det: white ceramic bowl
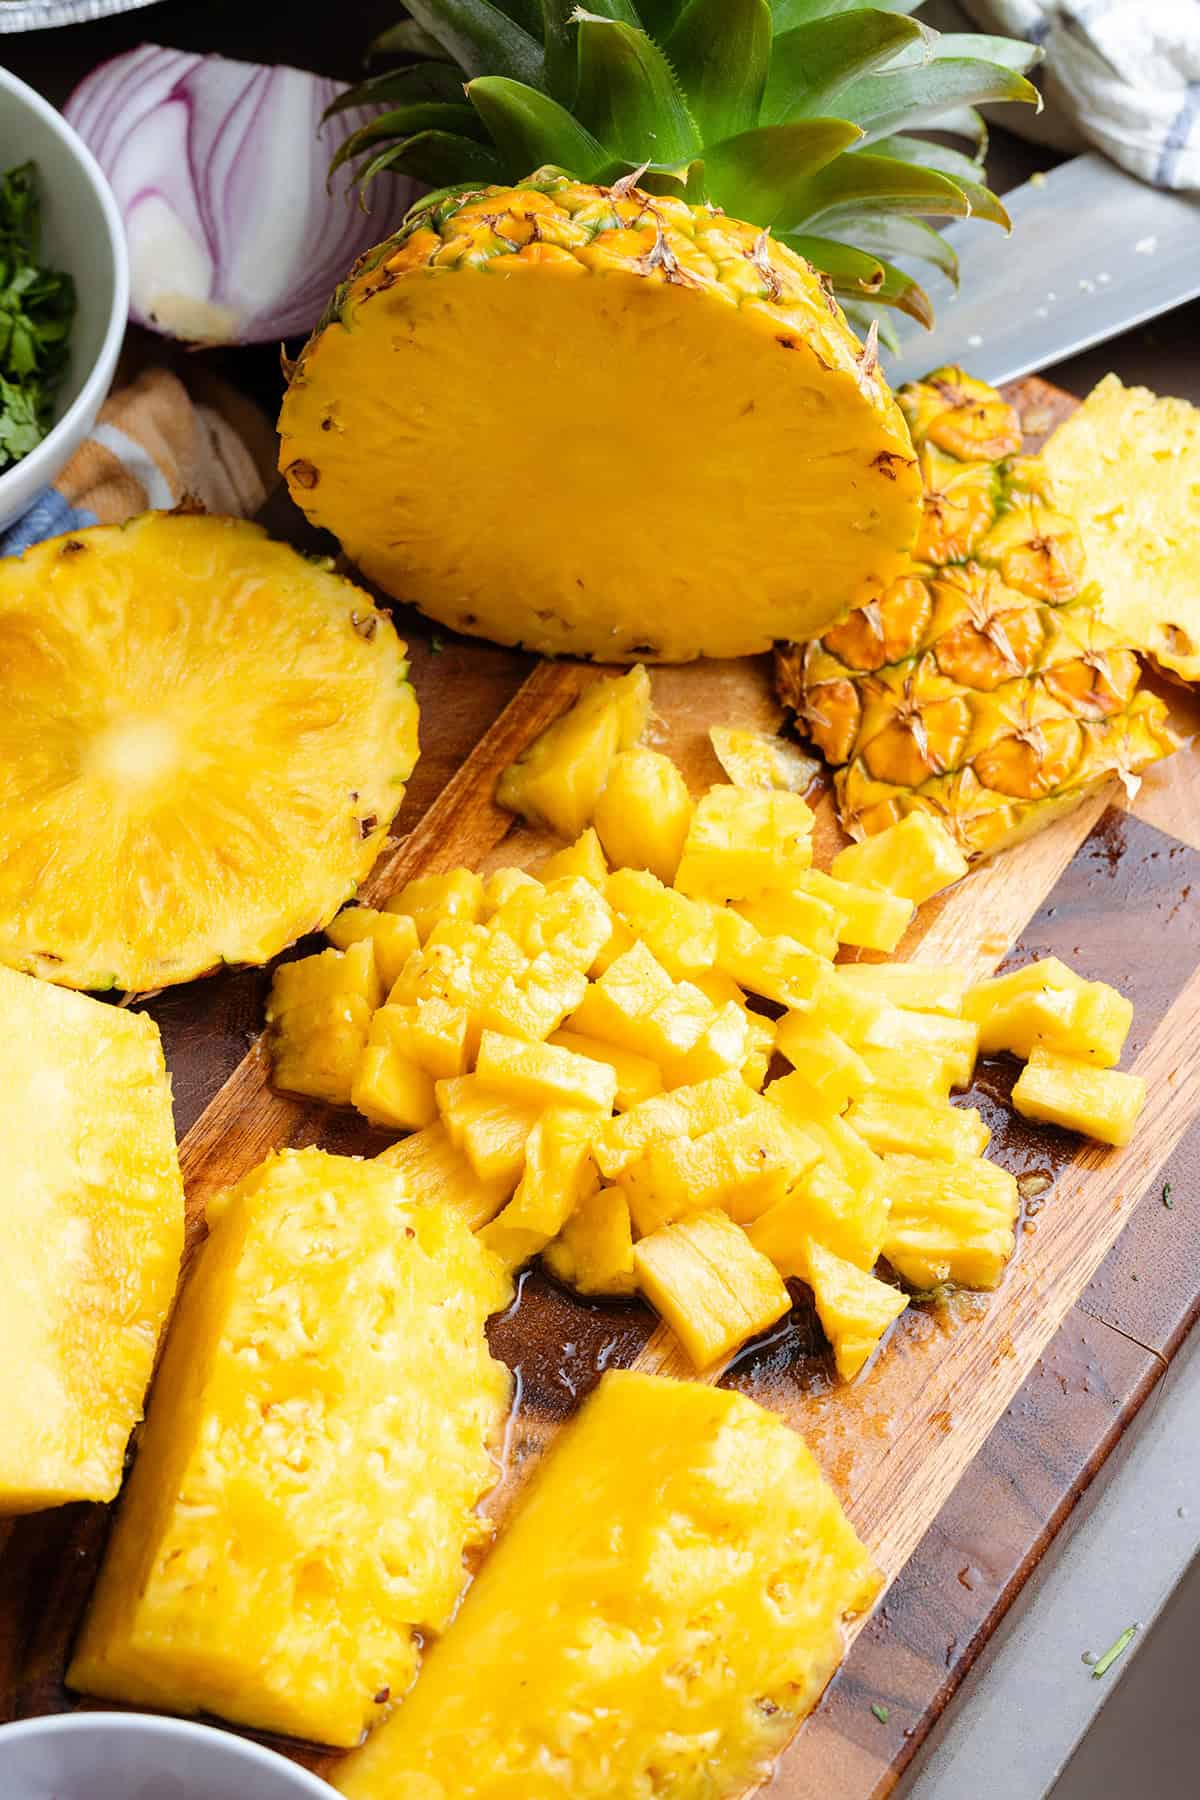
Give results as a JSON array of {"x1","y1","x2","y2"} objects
[
  {"x1": 0, "y1": 1711, "x2": 333, "y2": 1799},
  {"x1": 0, "y1": 64, "x2": 128, "y2": 532}
]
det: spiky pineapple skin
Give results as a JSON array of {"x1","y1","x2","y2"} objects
[
  {"x1": 279, "y1": 173, "x2": 922, "y2": 664},
  {"x1": 776, "y1": 369, "x2": 1174, "y2": 857}
]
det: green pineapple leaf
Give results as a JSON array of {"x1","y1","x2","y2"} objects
[
  {"x1": 764, "y1": 13, "x2": 929, "y2": 123},
  {"x1": 874, "y1": 133, "x2": 1011, "y2": 226},
  {"x1": 786, "y1": 151, "x2": 972, "y2": 229},
  {"x1": 329, "y1": 103, "x2": 489, "y2": 181},
  {"x1": 662, "y1": 0, "x2": 772, "y2": 144},
  {"x1": 704, "y1": 120, "x2": 864, "y2": 224},
  {"x1": 770, "y1": 0, "x2": 922, "y2": 26},
  {"x1": 353, "y1": 132, "x2": 507, "y2": 195},
  {"x1": 325, "y1": 64, "x2": 468, "y2": 119},
  {"x1": 488, "y1": 0, "x2": 545, "y2": 35},
  {"x1": 541, "y1": 0, "x2": 643, "y2": 103},
  {"x1": 787, "y1": 233, "x2": 933, "y2": 324},
  {"x1": 405, "y1": 0, "x2": 547, "y2": 85},
  {"x1": 837, "y1": 58, "x2": 1040, "y2": 147},
  {"x1": 468, "y1": 76, "x2": 609, "y2": 175},
  {"x1": 832, "y1": 211, "x2": 958, "y2": 284},
  {"x1": 841, "y1": 297, "x2": 901, "y2": 351},
  {"x1": 369, "y1": 19, "x2": 452, "y2": 60},
  {"x1": 573, "y1": 14, "x2": 702, "y2": 164}
]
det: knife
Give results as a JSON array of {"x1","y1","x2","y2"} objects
[{"x1": 885, "y1": 151, "x2": 1200, "y2": 389}]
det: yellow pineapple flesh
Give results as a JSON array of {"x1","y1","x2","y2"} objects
[
  {"x1": 592, "y1": 747, "x2": 693, "y2": 885},
  {"x1": 1011, "y1": 1046, "x2": 1146, "y2": 1146},
  {"x1": 882, "y1": 1153, "x2": 1019, "y2": 1290},
  {"x1": 281, "y1": 176, "x2": 922, "y2": 665},
  {"x1": 0, "y1": 966, "x2": 182, "y2": 1512},
  {"x1": 496, "y1": 668, "x2": 650, "y2": 839},
  {"x1": 776, "y1": 368, "x2": 1174, "y2": 858},
  {"x1": 332, "y1": 1371, "x2": 878, "y2": 1800},
  {"x1": 0, "y1": 514, "x2": 418, "y2": 992},
  {"x1": 802, "y1": 1237, "x2": 909, "y2": 1382},
  {"x1": 69, "y1": 1149, "x2": 511, "y2": 1747},
  {"x1": 1043, "y1": 374, "x2": 1200, "y2": 682}
]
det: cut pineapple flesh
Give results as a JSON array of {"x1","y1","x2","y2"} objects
[
  {"x1": 69, "y1": 1149, "x2": 511, "y2": 1747},
  {"x1": 802, "y1": 1238, "x2": 908, "y2": 1382},
  {"x1": 0, "y1": 966, "x2": 183, "y2": 1513},
  {"x1": 1012, "y1": 1047, "x2": 1146, "y2": 1147},
  {"x1": 281, "y1": 175, "x2": 922, "y2": 665},
  {"x1": 262, "y1": 664, "x2": 1147, "y2": 1381},
  {"x1": 496, "y1": 668, "x2": 650, "y2": 839},
  {"x1": 709, "y1": 725, "x2": 821, "y2": 793},
  {"x1": 0, "y1": 513, "x2": 418, "y2": 992},
  {"x1": 332, "y1": 1371, "x2": 879, "y2": 1800}
]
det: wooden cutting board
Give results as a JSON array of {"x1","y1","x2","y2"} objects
[{"x1": 3, "y1": 377, "x2": 1199, "y2": 1797}]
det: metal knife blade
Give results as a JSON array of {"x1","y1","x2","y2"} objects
[{"x1": 885, "y1": 151, "x2": 1200, "y2": 390}]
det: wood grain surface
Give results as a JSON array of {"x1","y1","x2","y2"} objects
[{"x1": 4, "y1": 378, "x2": 1199, "y2": 1798}]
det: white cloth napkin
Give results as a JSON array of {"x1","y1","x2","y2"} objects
[{"x1": 960, "y1": 0, "x2": 1200, "y2": 189}]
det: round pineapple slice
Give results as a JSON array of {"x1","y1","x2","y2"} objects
[
  {"x1": 279, "y1": 175, "x2": 922, "y2": 664},
  {"x1": 0, "y1": 513, "x2": 419, "y2": 992}
]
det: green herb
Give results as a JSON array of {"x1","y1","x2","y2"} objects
[
  {"x1": 1091, "y1": 1624, "x2": 1138, "y2": 1679},
  {"x1": 1162, "y1": 1182, "x2": 1174, "y2": 1209},
  {"x1": 870, "y1": 1703, "x2": 890, "y2": 1724},
  {"x1": 0, "y1": 161, "x2": 76, "y2": 473},
  {"x1": 429, "y1": 633, "x2": 445, "y2": 655}
]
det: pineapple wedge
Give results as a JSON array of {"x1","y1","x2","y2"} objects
[
  {"x1": 0, "y1": 967, "x2": 183, "y2": 1512},
  {"x1": 548, "y1": 1028, "x2": 663, "y2": 1110},
  {"x1": 376, "y1": 1121, "x2": 512, "y2": 1229},
  {"x1": 267, "y1": 939, "x2": 382, "y2": 1107},
  {"x1": 675, "y1": 786, "x2": 814, "y2": 902},
  {"x1": 385, "y1": 869, "x2": 484, "y2": 944},
  {"x1": 1012, "y1": 1047, "x2": 1146, "y2": 1147},
  {"x1": 802, "y1": 1238, "x2": 909, "y2": 1382},
  {"x1": 882, "y1": 1153, "x2": 1019, "y2": 1290},
  {"x1": 595, "y1": 1072, "x2": 755, "y2": 1180},
  {"x1": 737, "y1": 885, "x2": 840, "y2": 958},
  {"x1": 69, "y1": 1149, "x2": 512, "y2": 1746},
  {"x1": 331, "y1": 1372, "x2": 879, "y2": 1800},
  {"x1": 634, "y1": 1210, "x2": 791, "y2": 1368},
  {"x1": 538, "y1": 828, "x2": 607, "y2": 885},
  {"x1": 845, "y1": 1095, "x2": 989, "y2": 1161},
  {"x1": 963, "y1": 959, "x2": 1133, "y2": 1067},
  {"x1": 326, "y1": 905, "x2": 419, "y2": 992},
  {"x1": 773, "y1": 1019, "x2": 872, "y2": 1117},
  {"x1": 496, "y1": 668, "x2": 650, "y2": 839},
  {"x1": 593, "y1": 748, "x2": 693, "y2": 885},
  {"x1": 478, "y1": 1109, "x2": 600, "y2": 1271},
  {"x1": 799, "y1": 869, "x2": 914, "y2": 953},
  {"x1": 832, "y1": 962, "x2": 969, "y2": 1016},
  {"x1": 543, "y1": 1184, "x2": 637, "y2": 1298},
  {"x1": 831, "y1": 811, "x2": 968, "y2": 905},
  {"x1": 604, "y1": 869, "x2": 717, "y2": 979},
  {"x1": 474, "y1": 1030, "x2": 617, "y2": 1112}
]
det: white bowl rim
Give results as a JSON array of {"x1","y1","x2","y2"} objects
[
  {"x1": 0, "y1": 64, "x2": 130, "y2": 509},
  {"x1": 0, "y1": 1710, "x2": 333, "y2": 1795}
]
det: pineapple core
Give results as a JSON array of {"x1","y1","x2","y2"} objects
[
  {"x1": 69, "y1": 1148, "x2": 512, "y2": 1748},
  {"x1": 0, "y1": 966, "x2": 183, "y2": 1512},
  {"x1": 332, "y1": 1371, "x2": 878, "y2": 1799}
]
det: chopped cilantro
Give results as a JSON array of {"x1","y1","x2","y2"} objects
[
  {"x1": 1091, "y1": 1624, "x2": 1138, "y2": 1679},
  {"x1": 870, "y1": 1702, "x2": 890, "y2": 1724},
  {"x1": 1162, "y1": 1182, "x2": 1174, "y2": 1209},
  {"x1": 0, "y1": 162, "x2": 76, "y2": 473}
]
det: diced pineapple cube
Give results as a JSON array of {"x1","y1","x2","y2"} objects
[
  {"x1": 882, "y1": 1153, "x2": 1019, "y2": 1290},
  {"x1": 478, "y1": 1110, "x2": 600, "y2": 1271},
  {"x1": 748, "y1": 1159, "x2": 887, "y2": 1275},
  {"x1": 495, "y1": 667, "x2": 651, "y2": 839},
  {"x1": 595, "y1": 1072, "x2": 756, "y2": 1179},
  {"x1": 831, "y1": 963, "x2": 968, "y2": 1017},
  {"x1": 376, "y1": 1122, "x2": 512, "y2": 1229},
  {"x1": 542, "y1": 1185, "x2": 637, "y2": 1297},
  {"x1": 808, "y1": 1113, "x2": 885, "y2": 1199},
  {"x1": 675, "y1": 786, "x2": 814, "y2": 902},
  {"x1": 70, "y1": 1150, "x2": 511, "y2": 1747},
  {"x1": 1011, "y1": 1046, "x2": 1146, "y2": 1146},
  {"x1": 639, "y1": 980, "x2": 716, "y2": 1076},
  {"x1": 267, "y1": 940, "x2": 382, "y2": 1106},
  {"x1": 831, "y1": 812, "x2": 969, "y2": 906},
  {"x1": 480, "y1": 867, "x2": 542, "y2": 917},
  {"x1": 331, "y1": 1371, "x2": 878, "y2": 1800},
  {"x1": 963, "y1": 959, "x2": 1133, "y2": 1067},
  {"x1": 569, "y1": 940, "x2": 675, "y2": 1048},
  {"x1": 801, "y1": 1239, "x2": 908, "y2": 1382},
  {"x1": 326, "y1": 905, "x2": 420, "y2": 991},
  {"x1": 436, "y1": 1076, "x2": 541, "y2": 1186},
  {"x1": 538, "y1": 828, "x2": 608, "y2": 885},
  {"x1": 385, "y1": 868, "x2": 485, "y2": 943},
  {"x1": 479, "y1": 951, "x2": 588, "y2": 1043},
  {"x1": 593, "y1": 748, "x2": 693, "y2": 884},
  {"x1": 708, "y1": 725, "x2": 820, "y2": 793},
  {"x1": 605, "y1": 868, "x2": 717, "y2": 978},
  {"x1": 351, "y1": 1042, "x2": 438, "y2": 1131},
  {"x1": 669, "y1": 1001, "x2": 753, "y2": 1088},
  {"x1": 809, "y1": 960, "x2": 889, "y2": 1044},
  {"x1": 623, "y1": 1105, "x2": 817, "y2": 1236},
  {"x1": 773, "y1": 1017, "x2": 872, "y2": 1117},
  {"x1": 588, "y1": 915, "x2": 640, "y2": 977},
  {"x1": 633, "y1": 1212, "x2": 791, "y2": 1369},
  {"x1": 799, "y1": 870, "x2": 914, "y2": 954},
  {"x1": 845, "y1": 1095, "x2": 989, "y2": 1160},
  {"x1": 475, "y1": 1031, "x2": 617, "y2": 1112},
  {"x1": 859, "y1": 1045, "x2": 955, "y2": 1101},
  {"x1": 548, "y1": 1028, "x2": 663, "y2": 1111},
  {"x1": 863, "y1": 1006, "x2": 979, "y2": 1089},
  {"x1": 369, "y1": 998, "x2": 470, "y2": 1079},
  {"x1": 736, "y1": 887, "x2": 840, "y2": 959},
  {"x1": 491, "y1": 876, "x2": 614, "y2": 970},
  {"x1": 742, "y1": 1012, "x2": 776, "y2": 1092},
  {"x1": 0, "y1": 970, "x2": 183, "y2": 1513},
  {"x1": 711, "y1": 905, "x2": 822, "y2": 1008}
]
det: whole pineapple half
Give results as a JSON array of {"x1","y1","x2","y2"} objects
[
  {"x1": 279, "y1": 172, "x2": 923, "y2": 662},
  {"x1": 0, "y1": 513, "x2": 419, "y2": 992},
  {"x1": 775, "y1": 369, "x2": 1175, "y2": 858},
  {"x1": 332, "y1": 0, "x2": 1041, "y2": 340}
]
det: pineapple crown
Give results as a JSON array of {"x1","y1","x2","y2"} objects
[{"x1": 329, "y1": 1, "x2": 1041, "y2": 338}]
